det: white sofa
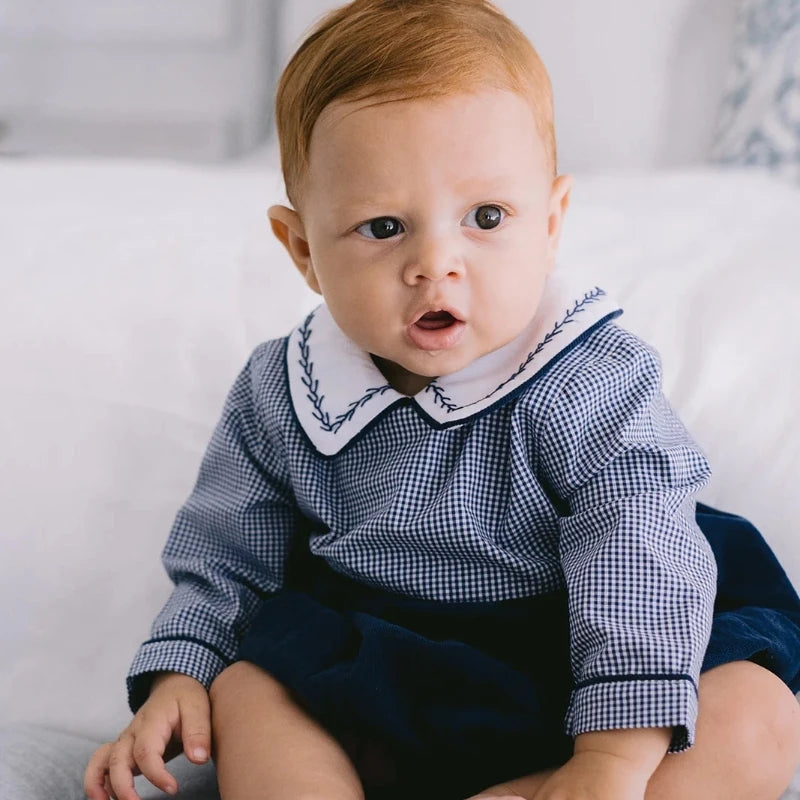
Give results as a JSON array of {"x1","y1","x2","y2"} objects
[{"x1": 2, "y1": 1, "x2": 800, "y2": 798}]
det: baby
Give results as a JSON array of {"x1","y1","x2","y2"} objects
[{"x1": 84, "y1": 1, "x2": 800, "y2": 799}]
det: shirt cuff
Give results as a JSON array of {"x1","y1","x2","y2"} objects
[
  {"x1": 564, "y1": 675, "x2": 699, "y2": 753},
  {"x1": 126, "y1": 637, "x2": 231, "y2": 714}
]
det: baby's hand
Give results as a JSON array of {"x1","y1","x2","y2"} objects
[
  {"x1": 531, "y1": 750, "x2": 650, "y2": 800},
  {"x1": 84, "y1": 672, "x2": 211, "y2": 800}
]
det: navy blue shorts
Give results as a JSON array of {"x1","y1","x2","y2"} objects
[{"x1": 237, "y1": 503, "x2": 800, "y2": 799}]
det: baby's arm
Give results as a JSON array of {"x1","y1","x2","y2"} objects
[
  {"x1": 529, "y1": 727, "x2": 671, "y2": 800},
  {"x1": 573, "y1": 727, "x2": 671, "y2": 778},
  {"x1": 127, "y1": 344, "x2": 302, "y2": 712},
  {"x1": 537, "y1": 327, "x2": 717, "y2": 753}
]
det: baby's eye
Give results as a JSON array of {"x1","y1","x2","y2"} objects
[
  {"x1": 355, "y1": 217, "x2": 405, "y2": 240},
  {"x1": 463, "y1": 205, "x2": 504, "y2": 230}
]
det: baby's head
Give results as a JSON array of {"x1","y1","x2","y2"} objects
[{"x1": 269, "y1": 0, "x2": 572, "y2": 395}]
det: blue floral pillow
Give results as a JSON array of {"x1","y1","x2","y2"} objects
[{"x1": 710, "y1": 0, "x2": 800, "y2": 182}]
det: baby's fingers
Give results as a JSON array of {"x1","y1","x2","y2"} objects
[
  {"x1": 129, "y1": 727, "x2": 179, "y2": 797},
  {"x1": 84, "y1": 742, "x2": 114, "y2": 800},
  {"x1": 104, "y1": 774, "x2": 122, "y2": 800},
  {"x1": 177, "y1": 687, "x2": 212, "y2": 764},
  {"x1": 107, "y1": 735, "x2": 145, "y2": 800}
]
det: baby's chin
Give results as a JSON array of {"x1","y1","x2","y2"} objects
[
  {"x1": 410, "y1": 340, "x2": 508, "y2": 375},
  {"x1": 373, "y1": 335, "x2": 513, "y2": 388},
  {"x1": 416, "y1": 345, "x2": 498, "y2": 378}
]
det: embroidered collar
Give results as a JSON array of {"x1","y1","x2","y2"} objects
[{"x1": 286, "y1": 274, "x2": 622, "y2": 456}]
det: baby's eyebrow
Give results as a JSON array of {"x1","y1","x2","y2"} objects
[
  {"x1": 327, "y1": 176, "x2": 529, "y2": 219},
  {"x1": 331, "y1": 198, "x2": 401, "y2": 216},
  {"x1": 452, "y1": 174, "x2": 523, "y2": 194}
]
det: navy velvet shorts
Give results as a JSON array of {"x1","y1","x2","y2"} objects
[{"x1": 236, "y1": 503, "x2": 800, "y2": 799}]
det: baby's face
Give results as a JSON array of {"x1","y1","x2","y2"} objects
[{"x1": 280, "y1": 87, "x2": 571, "y2": 395}]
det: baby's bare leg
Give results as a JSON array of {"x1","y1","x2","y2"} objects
[
  {"x1": 645, "y1": 661, "x2": 800, "y2": 799},
  {"x1": 209, "y1": 661, "x2": 364, "y2": 800},
  {"x1": 469, "y1": 660, "x2": 800, "y2": 800}
]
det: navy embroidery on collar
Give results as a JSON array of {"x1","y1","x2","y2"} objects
[
  {"x1": 424, "y1": 287, "x2": 608, "y2": 414},
  {"x1": 298, "y1": 309, "x2": 393, "y2": 434}
]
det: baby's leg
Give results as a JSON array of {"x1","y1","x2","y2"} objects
[
  {"x1": 468, "y1": 660, "x2": 800, "y2": 800},
  {"x1": 209, "y1": 661, "x2": 364, "y2": 800},
  {"x1": 645, "y1": 661, "x2": 800, "y2": 799}
]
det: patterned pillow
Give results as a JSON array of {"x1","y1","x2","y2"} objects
[{"x1": 710, "y1": 0, "x2": 800, "y2": 182}]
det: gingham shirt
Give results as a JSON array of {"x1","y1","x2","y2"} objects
[{"x1": 127, "y1": 275, "x2": 717, "y2": 751}]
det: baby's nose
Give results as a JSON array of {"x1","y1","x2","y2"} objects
[{"x1": 402, "y1": 234, "x2": 464, "y2": 284}]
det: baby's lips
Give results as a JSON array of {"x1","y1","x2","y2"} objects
[
  {"x1": 406, "y1": 317, "x2": 466, "y2": 351},
  {"x1": 409, "y1": 304, "x2": 465, "y2": 327},
  {"x1": 416, "y1": 310, "x2": 457, "y2": 330}
]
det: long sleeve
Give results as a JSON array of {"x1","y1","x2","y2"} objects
[
  {"x1": 537, "y1": 325, "x2": 717, "y2": 752},
  {"x1": 126, "y1": 343, "x2": 303, "y2": 713}
]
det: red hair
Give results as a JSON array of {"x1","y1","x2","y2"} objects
[{"x1": 275, "y1": 0, "x2": 557, "y2": 206}]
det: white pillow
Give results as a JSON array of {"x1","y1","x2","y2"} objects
[{"x1": 0, "y1": 157, "x2": 317, "y2": 738}]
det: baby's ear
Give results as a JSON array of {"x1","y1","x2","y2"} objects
[
  {"x1": 267, "y1": 205, "x2": 321, "y2": 294},
  {"x1": 545, "y1": 174, "x2": 573, "y2": 274}
]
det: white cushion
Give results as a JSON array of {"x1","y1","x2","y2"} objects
[{"x1": 0, "y1": 157, "x2": 318, "y2": 738}]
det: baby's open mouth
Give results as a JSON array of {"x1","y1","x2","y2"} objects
[
  {"x1": 407, "y1": 309, "x2": 465, "y2": 351},
  {"x1": 414, "y1": 310, "x2": 458, "y2": 330}
]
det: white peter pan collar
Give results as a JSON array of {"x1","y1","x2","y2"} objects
[{"x1": 286, "y1": 274, "x2": 622, "y2": 456}]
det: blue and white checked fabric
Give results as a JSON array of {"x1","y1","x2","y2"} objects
[{"x1": 127, "y1": 279, "x2": 716, "y2": 752}]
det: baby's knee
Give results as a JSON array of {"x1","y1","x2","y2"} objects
[
  {"x1": 702, "y1": 661, "x2": 800, "y2": 790},
  {"x1": 726, "y1": 662, "x2": 799, "y2": 754},
  {"x1": 748, "y1": 666, "x2": 800, "y2": 777}
]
